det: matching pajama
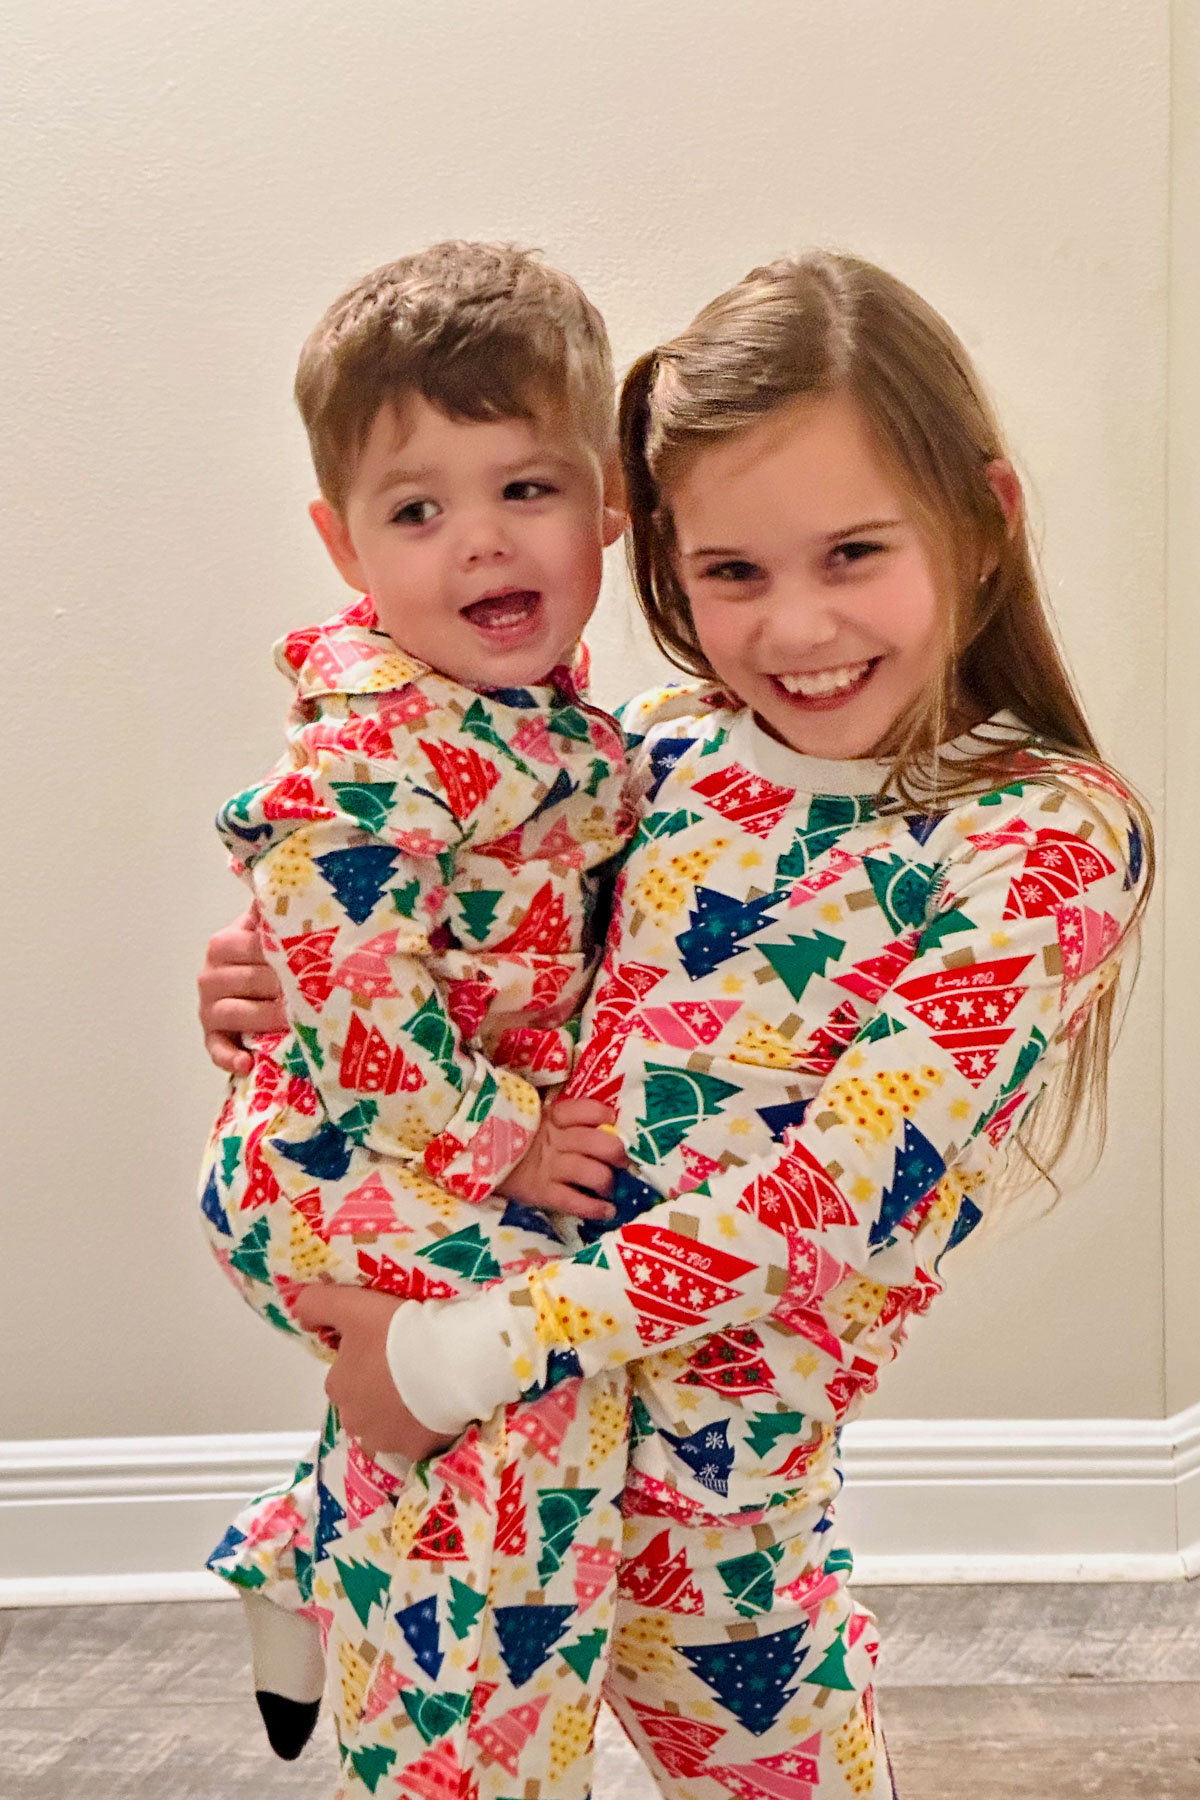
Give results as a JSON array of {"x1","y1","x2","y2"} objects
[{"x1": 204, "y1": 653, "x2": 1144, "y2": 1800}]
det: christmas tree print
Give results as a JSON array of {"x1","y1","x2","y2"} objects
[
  {"x1": 756, "y1": 1096, "x2": 812, "y2": 1142},
  {"x1": 571, "y1": 1539, "x2": 621, "y2": 1614},
  {"x1": 548, "y1": 1702, "x2": 593, "y2": 1781},
  {"x1": 536, "y1": 1488, "x2": 600, "y2": 1585},
  {"x1": 468, "y1": 1693, "x2": 548, "y2": 1775},
  {"x1": 401, "y1": 1688, "x2": 473, "y2": 1747},
  {"x1": 625, "y1": 1699, "x2": 727, "y2": 1780},
  {"x1": 832, "y1": 934, "x2": 919, "y2": 1004},
  {"x1": 459, "y1": 696, "x2": 537, "y2": 777},
  {"x1": 661, "y1": 1420, "x2": 735, "y2": 1495},
  {"x1": 314, "y1": 1478, "x2": 346, "y2": 1560},
  {"x1": 404, "y1": 991, "x2": 464, "y2": 1088},
  {"x1": 620, "y1": 1529, "x2": 704, "y2": 1614},
  {"x1": 861, "y1": 852, "x2": 937, "y2": 932},
  {"x1": 200, "y1": 1168, "x2": 231, "y2": 1237},
  {"x1": 631, "y1": 1063, "x2": 741, "y2": 1165},
  {"x1": 548, "y1": 702, "x2": 592, "y2": 743},
  {"x1": 446, "y1": 1576, "x2": 487, "y2": 1641},
  {"x1": 716, "y1": 1544, "x2": 785, "y2": 1618},
  {"x1": 739, "y1": 1137, "x2": 855, "y2": 1234},
  {"x1": 550, "y1": 1628, "x2": 605, "y2": 1692},
  {"x1": 356, "y1": 1251, "x2": 456, "y2": 1301},
  {"x1": 280, "y1": 926, "x2": 338, "y2": 1006},
  {"x1": 693, "y1": 762, "x2": 795, "y2": 837},
  {"x1": 348, "y1": 1742, "x2": 398, "y2": 1794},
  {"x1": 490, "y1": 880, "x2": 572, "y2": 953},
  {"x1": 760, "y1": 929, "x2": 845, "y2": 1000},
  {"x1": 417, "y1": 1224, "x2": 501, "y2": 1285},
  {"x1": 229, "y1": 1213, "x2": 271, "y2": 1285},
  {"x1": 645, "y1": 735, "x2": 696, "y2": 800},
  {"x1": 412, "y1": 1491, "x2": 468, "y2": 1560},
  {"x1": 872, "y1": 1117, "x2": 946, "y2": 1245},
  {"x1": 329, "y1": 779, "x2": 397, "y2": 833},
  {"x1": 918, "y1": 904, "x2": 975, "y2": 951},
  {"x1": 896, "y1": 952, "x2": 1033, "y2": 1084},
  {"x1": 419, "y1": 736, "x2": 501, "y2": 819},
  {"x1": 834, "y1": 1699, "x2": 877, "y2": 1796},
  {"x1": 271, "y1": 1117, "x2": 354, "y2": 1181},
  {"x1": 382, "y1": 1741, "x2": 473, "y2": 1800},
  {"x1": 678, "y1": 888, "x2": 783, "y2": 979},
  {"x1": 395, "y1": 1594, "x2": 444, "y2": 1680},
  {"x1": 578, "y1": 1165, "x2": 662, "y2": 1243},
  {"x1": 703, "y1": 1737, "x2": 823, "y2": 1800},
  {"x1": 801, "y1": 1620, "x2": 857, "y2": 1691},
  {"x1": 492, "y1": 1604, "x2": 575, "y2": 1687},
  {"x1": 333, "y1": 1555, "x2": 390, "y2": 1628},
  {"x1": 680, "y1": 1624, "x2": 809, "y2": 1735},
  {"x1": 1003, "y1": 828, "x2": 1115, "y2": 918},
  {"x1": 776, "y1": 794, "x2": 877, "y2": 880},
  {"x1": 615, "y1": 1219, "x2": 756, "y2": 1343},
  {"x1": 454, "y1": 888, "x2": 504, "y2": 941},
  {"x1": 314, "y1": 845, "x2": 399, "y2": 924},
  {"x1": 338, "y1": 1013, "x2": 425, "y2": 1096},
  {"x1": 679, "y1": 1327, "x2": 776, "y2": 1398},
  {"x1": 495, "y1": 1463, "x2": 527, "y2": 1556},
  {"x1": 637, "y1": 806, "x2": 704, "y2": 842}
]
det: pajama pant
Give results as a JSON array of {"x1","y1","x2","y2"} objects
[{"x1": 204, "y1": 1134, "x2": 893, "y2": 1797}]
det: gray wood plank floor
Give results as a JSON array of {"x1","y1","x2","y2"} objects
[{"x1": 2, "y1": 1584, "x2": 1200, "y2": 1798}]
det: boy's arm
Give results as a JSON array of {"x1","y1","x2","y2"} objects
[{"x1": 378, "y1": 780, "x2": 1145, "y2": 1431}]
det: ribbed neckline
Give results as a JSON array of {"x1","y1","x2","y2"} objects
[{"x1": 723, "y1": 708, "x2": 1030, "y2": 797}]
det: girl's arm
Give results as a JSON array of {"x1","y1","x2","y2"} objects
[{"x1": 383, "y1": 776, "x2": 1145, "y2": 1432}]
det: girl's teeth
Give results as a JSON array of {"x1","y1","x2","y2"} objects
[{"x1": 778, "y1": 662, "x2": 871, "y2": 698}]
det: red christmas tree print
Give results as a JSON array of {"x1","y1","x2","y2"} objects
[
  {"x1": 507, "y1": 1384, "x2": 581, "y2": 1463},
  {"x1": 701, "y1": 1736, "x2": 823, "y2": 1799},
  {"x1": 241, "y1": 1122, "x2": 281, "y2": 1210},
  {"x1": 833, "y1": 934, "x2": 919, "y2": 1005},
  {"x1": 343, "y1": 1439, "x2": 403, "y2": 1525},
  {"x1": 468, "y1": 1693, "x2": 548, "y2": 1775},
  {"x1": 739, "y1": 1137, "x2": 855, "y2": 1236},
  {"x1": 411, "y1": 1491, "x2": 468, "y2": 1561},
  {"x1": 619, "y1": 1529, "x2": 704, "y2": 1614},
  {"x1": 490, "y1": 882, "x2": 572, "y2": 954},
  {"x1": 1003, "y1": 830, "x2": 1115, "y2": 919},
  {"x1": 444, "y1": 973, "x2": 497, "y2": 1038},
  {"x1": 679, "y1": 1326, "x2": 777, "y2": 1399},
  {"x1": 796, "y1": 999, "x2": 863, "y2": 1076},
  {"x1": 1056, "y1": 904, "x2": 1120, "y2": 983},
  {"x1": 494, "y1": 1462, "x2": 527, "y2": 1556},
  {"x1": 396, "y1": 1741, "x2": 480, "y2": 1800},
  {"x1": 418, "y1": 737, "x2": 501, "y2": 820},
  {"x1": 639, "y1": 998, "x2": 741, "y2": 1049},
  {"x1": 436, "y1": 1430, "x2": 491, "y2": 1509},
  {"x1": 616, "y1": 1222, "x2": 756, "y2": 1346},
  {"x1": 692, "y1": 763, "x2": 795, "y2": 838},
  {"x1": 492, "y1": 1026, "x2": 571, "y2": 1077},
  {"x1": 670, "y1": 1142, "x2": 725, "y2": 1198},
  {"x1": 356, "y1": 1250, "x2": 457, "y2": 1300},
  {"x1": 566, "y1": 960, "x2": 666, "y2": 1100},
  {"x1": 262, "y1": 772, "x2": 336, "y2": 823},
  {"x1": 533, "y1": 816, "x2": 587, "y2": 869},
  {"x1": 325, "y1": 1171, "x2": 412, "y2": 1236},
  {"x1": 626, "y1": 1699, "x2": 726, "y2": 1779},
  {"x1": 572, "y1": 1540, "x2": 621, "y2": 1614},
  {"x1": 338, "y1": 1012, "x2": 426, "y2": 1095},
  {"x1": 473, "y1": 825, "x2": 527, "y2": 873},
  {"x1": 894, "y1": 953, "x2": 1033, "y2": 1085},
  {"x1": 361, "y1": 1651, "x2": 411, "y2": 1723},
  {"x1": 328, "y1": 930, "x2": 401, "y2": 1000}
]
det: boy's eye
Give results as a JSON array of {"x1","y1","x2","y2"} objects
[
  {"x1": 391, "y1": 498, "x2": 439, "y2": 526},
  {"x1": 504, "y1": 479, "x2": 556, "y2": 501}
]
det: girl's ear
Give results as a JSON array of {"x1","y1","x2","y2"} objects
[
  {"x1": 984, "y1": 458, "x2": 1023, "y2": 539},
  {"x1": 310, "y1": 499, "x2": 368, "y2": 592},
  {"x1": 601, "y1": 450, "x2": 627, "y2": 548}
]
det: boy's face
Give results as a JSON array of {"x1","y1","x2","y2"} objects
[{"x1": 311, "y1": 397, "x2": 623, "y2": 687}]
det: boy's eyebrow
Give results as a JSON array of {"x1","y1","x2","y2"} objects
[
  {"x1": 681, "y1": 518, "x2": 905, "y2": 559},
  {"x1": 371, "y1": 451, "x2": 581, "y2": 497}
]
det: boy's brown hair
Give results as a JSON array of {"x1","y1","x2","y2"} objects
[{"x1": 295, "y1": 241, "x2": 615, "y2": 510}]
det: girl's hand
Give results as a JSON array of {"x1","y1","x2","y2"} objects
[
  {"x1": 198, "y1": 905, "x2": 287, "y2": 1074},
  {"x1": 293, "y1": 1286, "x2": 457, "y2": 1463},
  {"x1": 497, "y1": 1098, "x2": 625, "y2": 1222}
]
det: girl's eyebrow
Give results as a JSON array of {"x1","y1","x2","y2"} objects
[{"x1": 682, "y1": 517, "x2": 906, "y2": 561}]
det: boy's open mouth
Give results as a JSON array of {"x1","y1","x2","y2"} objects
[{"x1": 462, "y1": 589, "x2": 542, "y2": 641}]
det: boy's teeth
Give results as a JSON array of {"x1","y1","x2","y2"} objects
[{"x1": 778, "y1": 662, "x2": 871, "y2": 697}]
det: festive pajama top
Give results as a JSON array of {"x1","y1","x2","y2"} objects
[
  {"x1": 391, "y1": 682, "x2": 1146, "y2": 1517},
  {"x1": 213, "y1": 597, "x2": 632, "y2": 1208}
]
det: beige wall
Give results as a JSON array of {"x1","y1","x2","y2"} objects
[{"x1": 1, "y1": 1, "x2": 1179, "y2": 1441}]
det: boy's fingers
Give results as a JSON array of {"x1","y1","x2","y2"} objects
[
  {"x1": 551, "y1": 1125, "x2": 626, "y2": 1164},
  {"x1": 204, "y1": 1031, "x2": 253, "y2": 1076},
  {"x1": 548, "y1": 1187, "x2": 616, "y2": 1220},
  {"x1": 556, "y1": 1154, "x2": 615, "y2": 1194},
  {"x1": 206, "y1": 998, "x2": 289, "y2": 1035},
  {"x1": 546, "y1": 1098, "x2": 619, "y2": 1129}
]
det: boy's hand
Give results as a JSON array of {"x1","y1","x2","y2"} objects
[
  {"x1": 198, "y1": 906, "x2": 287, "y2": 1074},
  {"x1": 497, "y1": 1097, "x2": 625, "y2": 1222},
  {"x1": 293, "y1": 1286, "x2": 457, "y2": 1463}
]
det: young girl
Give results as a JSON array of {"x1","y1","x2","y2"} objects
[{"x1": 205, "y1": 250, "x2": 1150, "y2": 1799}]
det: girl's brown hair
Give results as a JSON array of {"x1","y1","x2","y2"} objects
[{"x1": 619, "y1": 249, "x2": 1152, "y2": 1193}]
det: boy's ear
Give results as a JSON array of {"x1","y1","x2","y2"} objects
[
  {"x1": 309, "y1": 499, "x2": 367, "y2": 591},
  {"x1": 600, "y1": 451, "x2": 627, "y2": 548}
]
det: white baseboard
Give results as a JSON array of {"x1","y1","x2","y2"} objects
[{"x1": 4, "y1": 1409, "x2": 1200, "y2": 1606}]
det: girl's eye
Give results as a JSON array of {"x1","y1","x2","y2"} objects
[
  {"x1": 700, "y1": 559, "x2": 762, "y2": 583},
  {"x1": 830, "y1": 539, "x2": 884, "y2": 569},
  {"x1": 391, "y1": 499, "x2": 439, "y2": 526},
  {"x1": 504, "y1": 479, "x2": 556, "y2": 501}
]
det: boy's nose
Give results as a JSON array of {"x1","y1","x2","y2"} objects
[{"x1": 459, "y1": 510, "x2": 514, "y2": 565}]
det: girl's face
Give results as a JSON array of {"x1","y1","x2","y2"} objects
[{"x1": 668, "y1": 389, "x2": 948, "y2": 759}]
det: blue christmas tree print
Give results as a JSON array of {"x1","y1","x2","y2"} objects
[
  {"x1": 200, "y1": 1167, "x2": 230, "y2": 1237},
  {"x1": 314, "y1": 845, "x2": 400, "y2": 924},
  {"x1": 314, "y1": 1478, "x2": 346, "y2": 1562},
  {"x1": 757, "y1": 1096, "x2": 811, "y2": 1142},
  {"x1": 871, "y1": 1117, "x2": 946, "y2": 1246},
  {"x1": 499, "y1": 1198, "x2": 568, "y2": 1244},
  {"x1": 679, "y1": 888, "x2": 782, "y2": 980},
  {"x1": 579, "y1": 1165, "x2": 663, "y2": 1243},
  {"x1": 645, "y1": 736, "x2": 696, "y2": 801},
  {"x1": 680, "y1": 1624, "x2": 808, "y2": 1735},
  {"x1": 493, "y1": 1604, "x2": 575, "y2": 1687},
  {"x1": 395, "y1": 1594, "x2": 443, "y2": 1680},
  {"x1": 661, "y1": 1420, "x2": 735, "y2": 1495},
  {"x1": 271, "y1": 1118, "x2": 355, "y2": 1182}
]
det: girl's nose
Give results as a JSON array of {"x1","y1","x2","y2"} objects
[{"x1": 760, "y1": 582, "x2": 841, "y2": 656}]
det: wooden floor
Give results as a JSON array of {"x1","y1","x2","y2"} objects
[{"x1": 2, "y1": 1584, "x2": 1200, "y2": 1798}]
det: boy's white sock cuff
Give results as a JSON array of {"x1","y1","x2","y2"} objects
[{"x1": 386, "y1": 1293, "x2": 521, "y2": 1436}]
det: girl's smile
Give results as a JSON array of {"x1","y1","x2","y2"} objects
[{"x1": 670, "y1": 388, "x2": 946, "y2": 760}]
